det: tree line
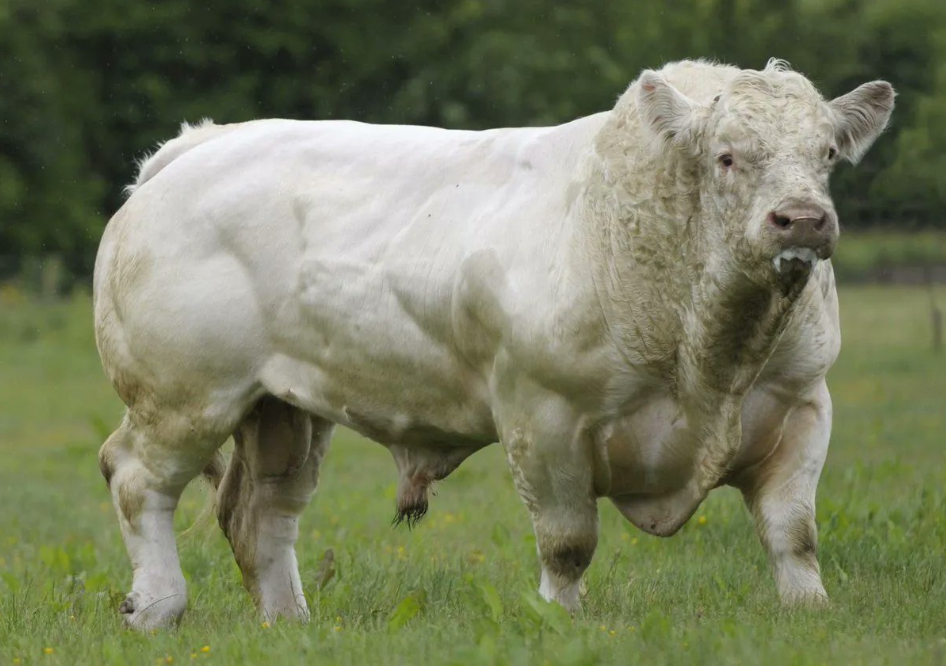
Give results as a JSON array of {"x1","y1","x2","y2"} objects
[{"x1": 2, "y1": 0, "x2": 944, "y2": 278}]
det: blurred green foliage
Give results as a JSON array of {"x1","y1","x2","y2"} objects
[
  {"x1": 1, "y1": 0, "x2": 945, "y2": 277},
  {"x1": 832, "y1": 230, "x2": 946, "y2": 281}
]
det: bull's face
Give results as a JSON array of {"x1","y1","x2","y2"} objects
[{"x1": 636, "y1": 61, "x2": 895, "y2": 287}]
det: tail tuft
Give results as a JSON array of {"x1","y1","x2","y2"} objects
[{"x1": 201, "y1": 450, "x2": 227, "y2": 490}]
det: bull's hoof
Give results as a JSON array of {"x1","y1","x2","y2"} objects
[
  {"x1": 780, "y1": 587, "x2": 829, "y2": 608},
  {"x1": 118, "y1": 590, "x2": 186, "y2": 630},
  {"x1": 118, "y1": 596, "x2": 135, "y2": 615},
  {"x1": 538, "y1": 569, "x2": 582, "y2": 614}
]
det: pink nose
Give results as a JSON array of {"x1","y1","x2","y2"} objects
[{"x1": 767, "y1": 203, "x2": 837, "y2": 253}]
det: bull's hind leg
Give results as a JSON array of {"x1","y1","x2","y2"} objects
[
  {"x1": 216, "y1": 397, "x2": 332, "y2": 620},
  {"x1": 98, "y1": 411, "x2": 225, "y2": 629}
]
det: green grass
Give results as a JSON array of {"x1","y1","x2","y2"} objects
[{"x1": 1, "y1": 286, "x2": 945, "y2": 665}]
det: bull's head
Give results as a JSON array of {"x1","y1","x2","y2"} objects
[{"x1": 636, "y1": 60, "x2": 894, "y2": 287}]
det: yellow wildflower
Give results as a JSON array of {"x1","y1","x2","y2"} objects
[
  {"x1": 261, "y1": 621, "x2": 270, "y2": 629},
  {"x1": 698, "y1": 515, "x2": 707, "y2": 526},
  {"x1": 44, "y1": 647, "x2": 55, "y2": 655},
  {"x1": 200, "y1": 646, "x2": 210, "y2": 653}
]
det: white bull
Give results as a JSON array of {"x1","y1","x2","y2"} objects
[{"x1": 94, "y1": 59, "x2": 894, "y2": 628}]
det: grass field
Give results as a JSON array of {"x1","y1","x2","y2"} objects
[{"x1": 1, "y1": 285, "x2": 945, "y2": 665}]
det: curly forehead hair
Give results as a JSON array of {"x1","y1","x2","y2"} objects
[{"x1": 727, "y1": 58, "x2": 823, "y2": 105}]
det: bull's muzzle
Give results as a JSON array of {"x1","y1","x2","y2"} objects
[{"x1": 767, "y1": 202, "x2": 839, "y2": 276}]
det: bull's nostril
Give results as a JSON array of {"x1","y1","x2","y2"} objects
[
  {"x1": 769, "y1": 213, "x2": 792, "y2": 229},
  {"x1": 814, "y1": 216, "x2": 826, "y2": 231}
]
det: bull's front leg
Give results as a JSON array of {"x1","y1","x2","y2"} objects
[
  {"x1": 497, "y1": 391, "x2": 600, "y2": 613},
  {"x1": 738, "y1": 382, "x2": 832, "y2": 605}
]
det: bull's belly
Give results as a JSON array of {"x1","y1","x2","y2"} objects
[
  {"x1": 605, "y1": 388, "x2": 793, "y2": 535},
  {"x1": 258, "y1": 351, "x2": 498, "y2": 449}
]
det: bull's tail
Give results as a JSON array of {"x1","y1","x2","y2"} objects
[
  {"x1": 178, "y1": 450, "x2": 228, "y2": 539},
  {"x1": 201, "y1": 450, "x2": 227, "y2": 490},
  {"x1": 125, "y1": 119, "x2": 237, "y2": 196}
]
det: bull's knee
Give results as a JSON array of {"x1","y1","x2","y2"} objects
[
  {"x1": 786, "y1": 514, "x2": 818, "y2": 559},
  {"x1": 540, "y1": 527, "x2": 597, "y2": 579},
  {"x1": 545, "y1": 542, "x2": 595, "y2": 582}
]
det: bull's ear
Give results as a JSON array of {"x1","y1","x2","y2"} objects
[
  {"x1": 637, "y1": 71, "x2": 700, "y2": 148},
  {"x1": 829, "y1": 81, "x2": 896, "y2": 164}
]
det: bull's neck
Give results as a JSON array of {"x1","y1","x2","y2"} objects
[
  {"x1": 582, "y1": 145, "x2": 806, "y2": 395},
  {"x1": 582, "y1": 137, "x2": 810, "y2": 490},
  {"x1": 683, "y1": 244, "x2": 810, "y2": 396},
  {"x1": 676, "y1": 245, "x2": 810, "y2": 491}
]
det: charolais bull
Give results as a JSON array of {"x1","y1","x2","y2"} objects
[{"x1": 94, "y1": 59, "x2": 894, "y2": 628}]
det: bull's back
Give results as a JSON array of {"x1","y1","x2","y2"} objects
[
  {"x1": 173, "y1": 117, "x2": 600, "y2": 265},
  {"x1": 124, "y1": 115, "x2": 603, "y2": 349}
]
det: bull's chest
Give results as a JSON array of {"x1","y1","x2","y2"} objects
[{"x1": 601, "y1": 385, "x2": 794, "y2": 534}]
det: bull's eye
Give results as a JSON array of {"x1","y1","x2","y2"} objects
[
  {"x1": 827, "y1": 146, "x2": 838, "y2": 161},
  {"x1": 718, "y1": 153, "x2": 734, "y2": 168}
]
